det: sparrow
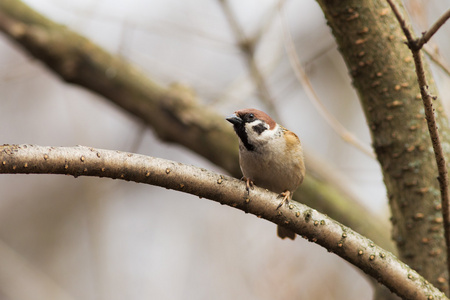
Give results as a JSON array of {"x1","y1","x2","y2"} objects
[{"x1": 226, "y1": 108, "x2": 305, "y2": 240}]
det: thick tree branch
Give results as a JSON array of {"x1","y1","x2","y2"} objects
[
  {"x1": 387, "y1": 0, "x2": 450, "y2": 291},
  {"x1": 316, "y1": 0, "x2": 450, "y2": 294},
  {"x1": 0, "y1": 0, "x2": 394, "y2": 252},
  {"x1": 0, "y1": 144, "x2": 446, "y2": 300}
]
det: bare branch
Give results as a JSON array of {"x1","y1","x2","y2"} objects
[
  {"x1": 386, "y1": 0, "x2": 416, "y2": 45},
  {"x1": 0, "y1": 239, "x2": 75, "y2": 300},
  {"x1": 218, "y1": 0, "x2": 280, "y2": 120},
  {"x1": 417, "y1": 9, "x2": 450, "y2": 49},
  {"x1": 424, "y1": 45, "x2": 450, "y2": 77},
  {"x1": 389, "y1": 2, "x2": 450, "y2": 51},
  {"x1": 0, "y1": 144, "x2": 447, "y2": 300},
  {"x1": 387, "y1": 0, "x2": 450, "y2": 290},
  {"x1": 252, "y1": 0, "x2": 287, "y2": 46},
  {"x1": 278, "y1": 2, "x2": 375, "y2": 159},
  {"x1": 0, "y1": 1, "x2": 241, "y2": 176}
]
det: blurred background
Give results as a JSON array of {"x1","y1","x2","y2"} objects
[{"x1": 1, "y1": 0, "x2": 450, "y2": 299}]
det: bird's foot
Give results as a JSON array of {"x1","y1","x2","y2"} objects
[
  {"x1": 276, "y1": 190, "x2": 291, "y2": 210},
  {"x1": 241, "y1": 177, "x2": 254, "y2": 194}
]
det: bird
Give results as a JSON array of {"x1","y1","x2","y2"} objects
[{"x1": 226, "y1": 108, "x2": 305, "y2": 240}]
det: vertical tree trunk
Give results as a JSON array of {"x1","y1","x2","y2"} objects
[{"x1": 316, "y1": 0, "x2": 450, "y2": 295}]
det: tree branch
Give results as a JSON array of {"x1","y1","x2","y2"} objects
[
  {"x1": 218, "y1": 0, "x2": 280, "y2": 120},
  {"x1": 417, "y1": 9, "x2": 450, "y2": 49},
  {"x1": 387, "y1": 0, "x2": 450, "y2": 291},
  {"x1": 424, "y1": 45, "x2": 450, "y2": 77},
  {"x1": 0, "y1": 144, "x2": 446, "y2": 300},
  {"x1": 278, "y1": 2, "x2": 375, "y2": 159},
  {"x1": 0, "y1": 0, "x2": 240, "y2": 176},
  {"x1": 316, "y1": 0, "x2": 450, "y2": 293}
]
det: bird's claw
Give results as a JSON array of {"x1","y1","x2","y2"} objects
[
  {"x1": 242, "y1": 177, "x2": 254, "y2": 194},
  {"x1": 276, "y1": 190, "x2": 291, "y2": 210}
]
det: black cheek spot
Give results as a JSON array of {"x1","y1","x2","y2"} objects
[{"x1": 252, "y1": 123, "x2": 267, "y2": 135}]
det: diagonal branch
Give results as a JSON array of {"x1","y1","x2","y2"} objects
[
  {"x1": 218, "y1": 0, "x2": 280, "y2": 120},
  {"x1": 424, "y1": 45, "x2": 450, "y2": 77},
  {"x1": 417, "y1": 9, "x2": 450, "y2": 49},
  {"x1": 0, "y1": 0, "x2": 241, "y2": 176},
  {"x1": 0, "y1": 144, "x2": 447, "y2": 300},
  {"x1": 278, "y1": 2, "x2": 375, "y2": 159},
  {"x1": 387, "y1": 0, "x2": 450, "y2": 291}
]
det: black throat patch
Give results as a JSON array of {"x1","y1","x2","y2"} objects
[{"x1": 233, "y1": 124, "x2": 254, "y2": 151}]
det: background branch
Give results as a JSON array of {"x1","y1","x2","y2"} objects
[
  {"x1": 279, "y1": 3, "x2": 375, "y2": 159},
  {"x1": 316, "y1": 0, "x2": 450, "y2": 294},
  {"x1": 417, "y1": 9, "x2": 450, "y2": 49},
  {"x1": 218, "y1": 0, "x2": 280, "y2": 119},
  {"x1": 424, "y1": 45, "x2": 450, "y2": 77},
  {"x1": 387, "y1": 0, "x2": 450, "y2": 291},
  {"x1": 0, "y1": 144, "x2": 446, "y2": 300}
]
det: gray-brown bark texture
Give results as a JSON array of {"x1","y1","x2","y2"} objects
[{"x1": 316, "y1": 0, "x2": 450, "y2": 295}]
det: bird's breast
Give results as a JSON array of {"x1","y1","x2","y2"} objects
[{"x1": 238, "y1": 139, "x2": 304, "y2": 193}]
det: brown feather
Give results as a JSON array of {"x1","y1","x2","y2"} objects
[{"x1": 235, "y1": 108, "x2": 276, "y2": 130}]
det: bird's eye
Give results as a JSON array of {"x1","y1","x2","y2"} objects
[{"x1": 248, "y1": 113, "x2": 254, "y2": 120}]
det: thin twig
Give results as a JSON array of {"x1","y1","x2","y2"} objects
[
  {"x1": 417, "y1": 9, "x2": 450, "y2": 49},
  {"x1": 424, "y1": 45, "x2": 450, "y2": 77},
  {"x1": 0, "y1": 238, "x2": 75, "y2": 300},
  {"x1": 387, "y1": 0, "x2": 450, "y2": 291},
  {"x1": 218, "y1": 0, "x2": 280, "y2": 120},
  {"x1": 0, "y1": 144, "x2": 448, "y2": 300},
  {"x1": 252, "y1": 0, "x2": 288, "y2": 45},
  {"x1": 278, "y1": 2, "x2": 375, "y2": 159}
]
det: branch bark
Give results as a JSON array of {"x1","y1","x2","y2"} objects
[
  {"x1": 387, "y1": 0, "x2": 450, "y2": 292},
  {"x1": 0, "y1": 0, "x2": 394, "y2": 252},
  {"x1": 316, "y1": 0, "x2": 450, "y2": 294},
  {"x1": 417, "y1": 9, "x2": 450, "y2": 49},
  {"x1": 0, "y1": 144, "x2": 446, "y2": 300}
]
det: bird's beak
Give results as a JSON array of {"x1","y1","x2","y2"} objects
[{"x1": 226, "y1": 114, "x2": 243, "y2": 125}]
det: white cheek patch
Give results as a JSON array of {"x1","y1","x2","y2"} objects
[
  {"x1": 245, "y1": 121, "x2": 277, "y2": 144},
  {"x1": 245, "y1": 120, "x2": 265, "y2": 134}
]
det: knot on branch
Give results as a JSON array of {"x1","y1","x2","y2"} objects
[
  {"x1": 238, "y1": 38, "x2": 255, "y2": 54},
  {"x1": 406, "y1": 39, "x2": 422, "y2": 52}
]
